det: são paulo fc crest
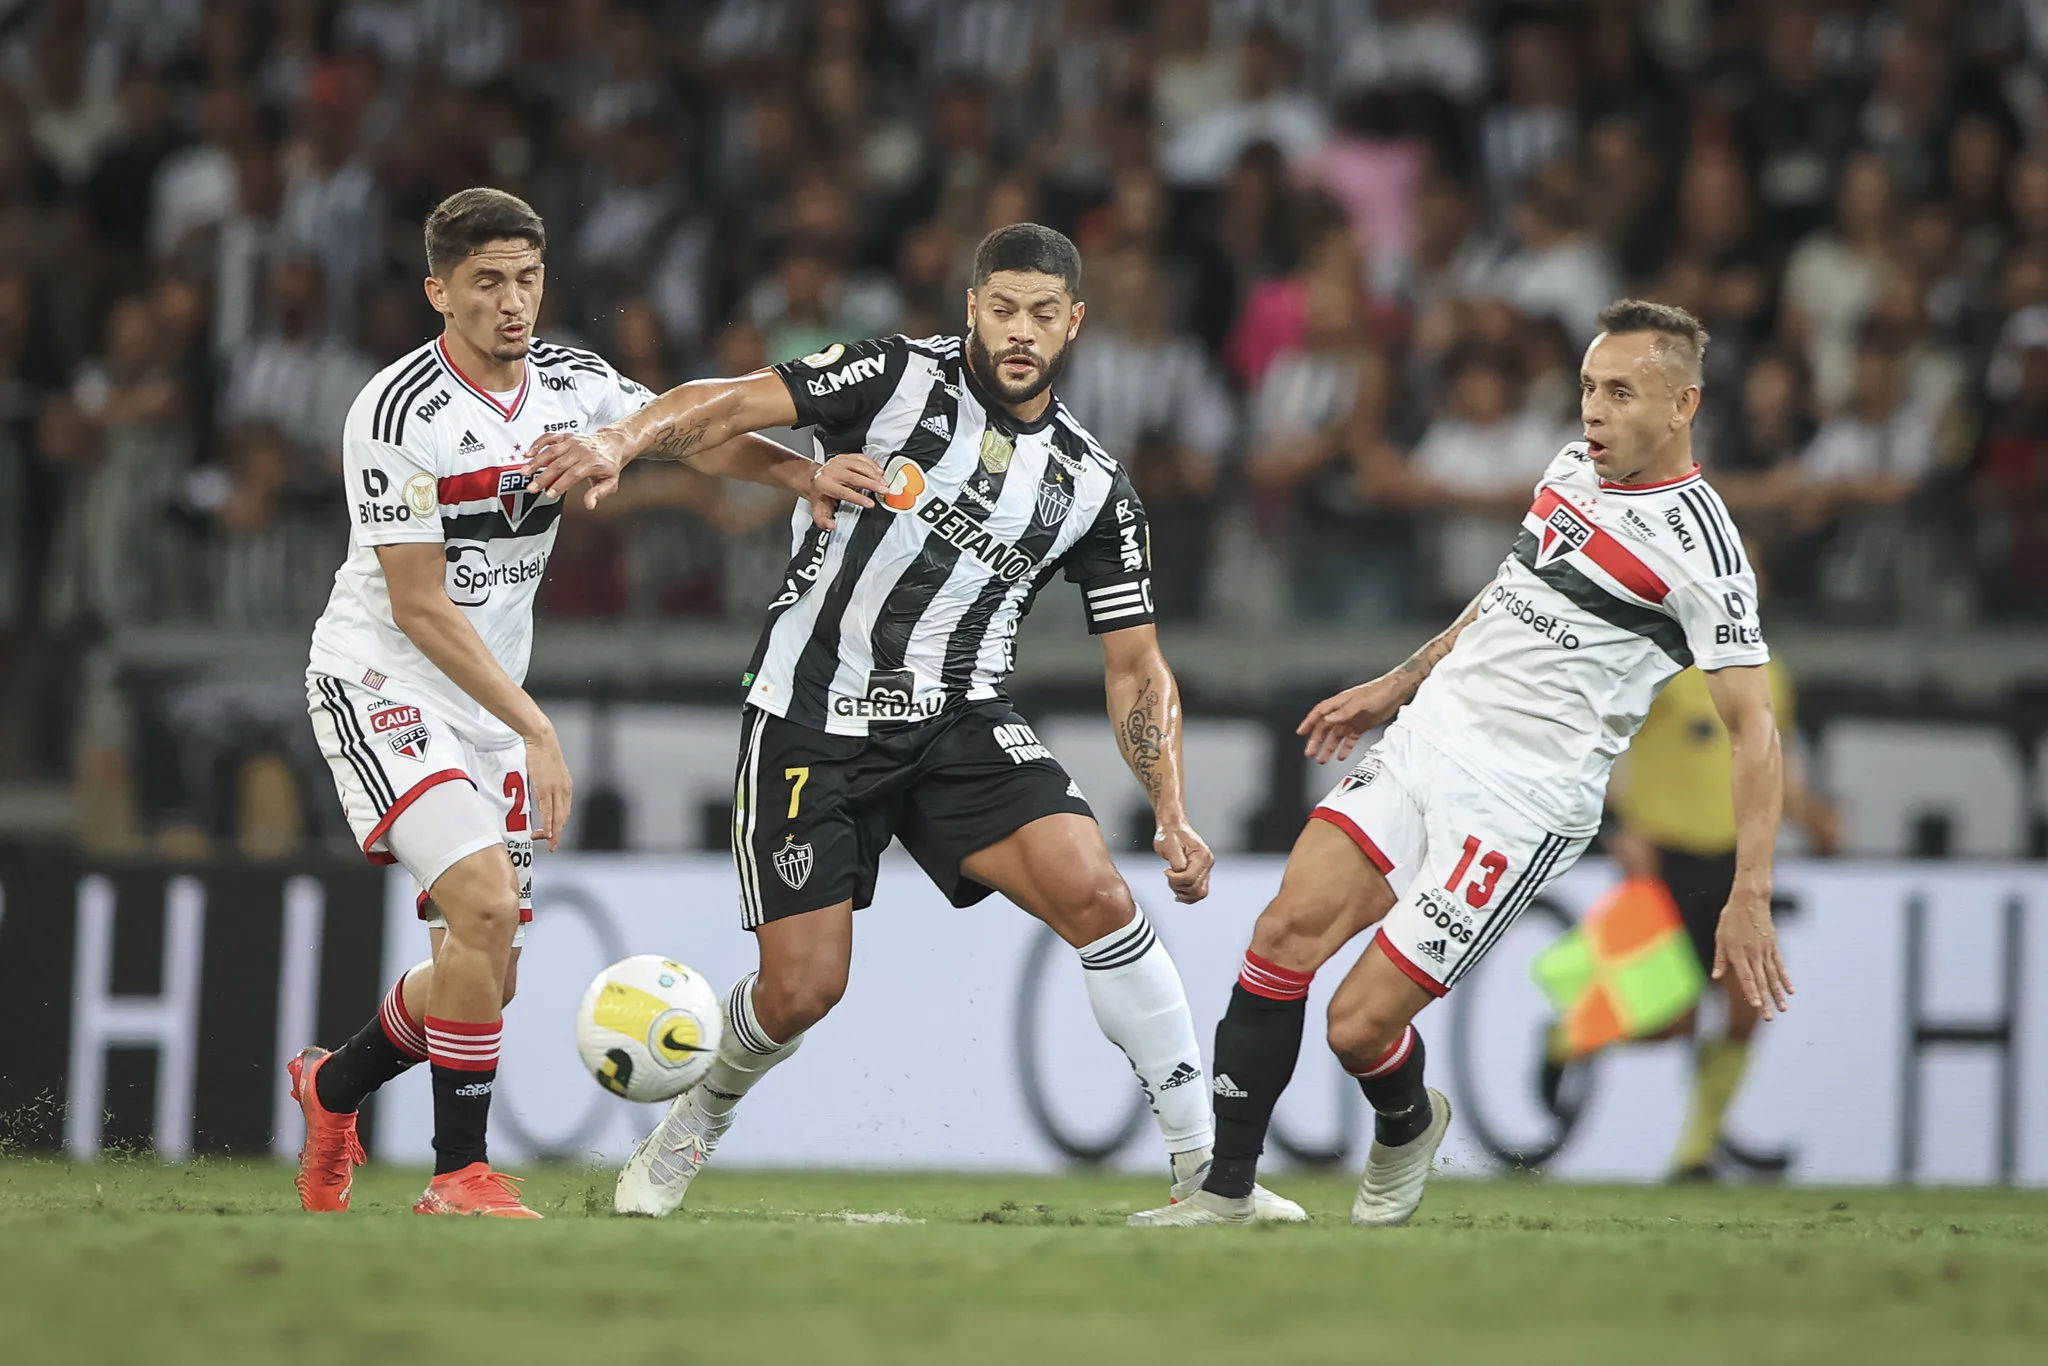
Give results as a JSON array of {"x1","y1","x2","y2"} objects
[
  {"x1": 1536, "y1": 500, "x2": 1595, "y2": 567},
  {"x1": 388, "y1": 725, "x2": 431, "y2": 761},
  {"x1": 773, "y1": 837, "x2": 814, "y2": 890},
  {"x1": 498, "y1": 469, "x2": 539, "y2": 528}
]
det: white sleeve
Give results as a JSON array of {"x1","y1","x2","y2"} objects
[
  {"x1": 586, "y1": 357, "x2": 658, "y2": 429},
  {"x1": 1668, "y1": 572, "x2": 1771, "y2": 670},
  {"x1": 344, "y1": 412, "x2": 443, "y2": 546}
]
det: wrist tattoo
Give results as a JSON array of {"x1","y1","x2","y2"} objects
[
  {"x1": 1121, "y1": 679, "x2": 1167, "y2": 802},
  {"x1": 648, "y1": 415, "x2": 711, "y2": 462}
]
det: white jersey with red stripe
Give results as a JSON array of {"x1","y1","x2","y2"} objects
[
  {"x1": 1393, "y1": 442, "x2": 1768, "y2": 837},
  {"x1": 307, "y1": 334, "x2": 653, "y2": 746}
]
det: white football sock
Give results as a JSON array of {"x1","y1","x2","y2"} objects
[
  {"x1": 1077, "y1": 912, "x2": 1215, "y2": 1155},
  {"x1": 694, "y1": 972, "x2": 802, "y2": 1123}
]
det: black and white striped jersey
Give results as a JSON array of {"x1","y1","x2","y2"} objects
[{"x1": 746, "y1": 334, "x2": 1157, "y2": 736}]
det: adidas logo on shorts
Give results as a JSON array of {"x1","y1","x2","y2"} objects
[
  {"x1": 1212, "y1": 1073, "x2": 1249, "y2": 1099},
  {"x1": 1418, "y1": 939, "x2": 1448, "y2": 963},
  {"x1": 1159, "y1": 1062, "x2": 1201, "y2": 1091}
]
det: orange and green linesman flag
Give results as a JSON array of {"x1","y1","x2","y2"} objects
[{"x1": 1532, "y1": 877, "x2": 1705, "y2": 1058}]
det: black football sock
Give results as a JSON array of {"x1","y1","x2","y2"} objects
[
  {"x1": 314, "y1": 976, "x2": 428, "y2": 1114},
  {"x1": 1202, "y1": 953, "x2": 1314, "y2": 1200},
  {"x1": 424, "y1": 1017, "x2": 500, "y2": 1175},
  {"x1": 1351, "y1": 1024, "x2": 1432, "y2": 1146}
]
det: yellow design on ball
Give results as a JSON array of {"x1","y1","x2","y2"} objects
[{"x1": 591, "y1": 982, "x2": 666, "y2": 1039}]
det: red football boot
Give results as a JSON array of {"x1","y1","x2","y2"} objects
[
  {"x1": 413, "y1": 1163, "x2": 543, "y2": 1218},
  {"x1": 287, "y1": 1047, "x2": 366, "y2": 1213}
]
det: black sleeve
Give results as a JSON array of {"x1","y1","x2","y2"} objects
[
  {"x1": 1062, "y1": 467, "x2": 1157, "y2": 634},
  {"x1": 769, "y1": 336, "x2": 909, "y2": 443}
]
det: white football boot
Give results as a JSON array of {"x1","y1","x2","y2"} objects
[
  {"x1": 1169, "y1": 1160, "x2": 1309, "y2": 1223},
  {"x1": 1350, "y1": 1087, "x2": 1452, "y2": 1227},
  {"x1": 614, "y1": 1089, "x2": 728, "y2": 1217},
  {"x1": 1126, "y1": 1188, "x2": 1255, "y2": 1226},
  {"x1": 1127, "y1": 1160, "x2": 1310, "y2": 1226}
]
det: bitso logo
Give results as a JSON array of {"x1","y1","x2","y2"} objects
[
  {"x1": 773, "y1": 837, "x2": 814, "y2": 890},
  {"x1": 361, "y1": 469, "x2": 389, "y2": 498}
]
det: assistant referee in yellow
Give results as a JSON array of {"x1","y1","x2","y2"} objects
[{"x1": 1607, "y1": 659, "x2": 1839, "y2": 1181}]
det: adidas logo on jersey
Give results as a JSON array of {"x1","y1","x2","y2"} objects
[
  {"x1": 1212, "y1": 1073, "x2": 1249, "y2": 1099},
  {"x1": 1417, "y1": 939, "x2": 1448, "y2": 963},
  {"x1": 458, "y1": 430, "x2": 485, "y2": 454},
  {"x1": 1159, "y1": 1062, "x2": 1201, "y2": 1092},
  {"x1": 920, "y1": 413, "x2": 951, "y2": 441}
]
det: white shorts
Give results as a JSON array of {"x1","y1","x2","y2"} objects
[
  {"x1": 1310, "y1": 725, "x2": 1591, "y2": 996},
  {"x1": 306, "y1": 672, "x2": 533, "y2": 943}
]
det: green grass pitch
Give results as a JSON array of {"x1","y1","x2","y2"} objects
[{"x1": 3, "y1": 1159, "x2": 2045, "y2": 1366}]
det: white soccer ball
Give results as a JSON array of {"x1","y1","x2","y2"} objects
[{"x1": 574, "y1": 955, "x2": 723, "y2": 1103}]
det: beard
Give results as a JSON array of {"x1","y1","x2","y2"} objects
[{"x1": 966, "y1": 329, "x2": 1070, "y2": 407}]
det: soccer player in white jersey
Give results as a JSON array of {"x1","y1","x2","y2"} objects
[
  {"x1": 525, "y1": 224, "x2": 1303, "y2": 1221},
  {"x1": 289, "y1": 188, "x2": 864, "y2": 1217},
  {"x1": 1131, "y1": 300, "x2": 1794, "y2": 1227}
]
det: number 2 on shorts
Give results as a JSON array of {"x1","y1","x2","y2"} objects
[
  {"x1": 503, "y1": 771, "x2": 529, "y2": 833},
  {"x1": 1445, "y1": 834, "x2": 1508, "y2": 909},
  {"x1": 785, "y1": 766, "x2": 810, "y2": 819}
]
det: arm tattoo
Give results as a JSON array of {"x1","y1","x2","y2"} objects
[
  {"x1": 1395, "y1": 592, "x2": 1484, "y2": 685},
  {"x1": 1120, "y1": 677, "x2": 1167, "y2": 803},
  {"x1": 646, "y1": 415, "x2": 712, "y2": 463}
]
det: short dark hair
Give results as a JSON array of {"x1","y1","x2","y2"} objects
[
  {"x1": 1596, "y1": 298, "x2": 1710, "y2": 386},
  {"x1": 424, "y1": 188, "x2": 546, "y2": 277},
  {"x1": 971, "y1": 223, "x2": 1082, "y2": 296}
]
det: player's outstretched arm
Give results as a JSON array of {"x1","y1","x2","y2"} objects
[
  {"x1": 683, "y1": 438, "x2": 892, "y2": 530},
  {"x1": 378, "y1": 543, "x2": 573, "y2": 850},
  {"x1": 1703, "y1": 663, "x2": 1792, "y2": 1018},
  {"x1": 1100, "y1": 624, "x2": 1213, "y2": 905},
  {"x1": 1298, "y1": 583, "x2": 1489, "y2": 764},
  {"x1": 523, "y1": 370, "x2": 800, "y2": 509}
]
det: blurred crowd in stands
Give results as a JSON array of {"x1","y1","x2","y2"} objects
[{"x1": 6, "y1": 0, "x2": 2048, "y2": 787}]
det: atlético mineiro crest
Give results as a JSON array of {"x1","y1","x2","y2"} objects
[
  {"x1": 1536, "y1": 501, "x2": 1595, "y2": 567},
  {"x1": 498, "y1": 469, "x2": 537, "y2": 528},
  {"x1": 773, "y1": 837, "x2": 814, "y2": 890},
  {"x1": 1035, "y1": 477, "x2": 1073, "y2": 526}
]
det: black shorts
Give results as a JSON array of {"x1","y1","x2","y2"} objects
[
  {"x1": 1656, "y1": 846, "x2": 1738, "y2": 971},
  {"x1": 730, "y1": 700, "x2": 1095, "y2": 928}
]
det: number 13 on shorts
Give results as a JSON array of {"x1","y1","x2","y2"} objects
[{"x1": 1445, "y1": 835, "x2": 1508, "y2": 908}]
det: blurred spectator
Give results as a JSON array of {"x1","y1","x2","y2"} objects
[
  {"x1": 151, "y1": 82, "x2": 256, "y2": 265},
  {"x1": 1151, "y1": 1, "x2": 1238, "y2": 138},
  {"x1": 1480, "y1": 20, "x2": 1577, "y2": 209},
  {"x1": 1161, "y1": 22, "x2": 1327, "y2": 187},
  {"x1": 1736, "y1": 2, "x2": 1861, "y2": 250},
  {"x1": 1335, "y1": 0, "x2": 1490, "y2": 103},
  {"x1": 1302, "y1": 92, "x2": 1427, "y2": 297},
  {"x1": 1783, "y1": 150, "x2": 1895, "y2": 411},
  {"x1": 1063, "y1": 251, "x2": 1232, "y2": 619},
  {"x1": 1406, "y1": 345, "x2": 1570, "y2": 605},
  {"x1": 1973, "y1": 314, "x2": 2048, "y2": 616},
  {"x1": 1245, "y1": 261, "x2": 1404, "y2": 622},
  {"x1": 219, "y1": 255, "x2": 372, "y2": 490},
  {"x1": 1491, "y1": 167, "x2": 1622, "y2": 344}
]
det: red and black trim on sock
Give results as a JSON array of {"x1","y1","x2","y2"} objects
[
  {"x1": 1350, "y1": 1024, "x2": 1432, "y2": 1146},
  {"x1": 313, "y1": 976, "x2": 429, "y2": 1114},
  {"x1": 426, "y1": 1016, "x2": 500, "y2": 1176},
  {"x1": 1202, "y1": 952, "x2": 1314, "y2": 1200}
]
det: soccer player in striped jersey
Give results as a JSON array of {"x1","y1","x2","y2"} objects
[
  {"x1": 1129, "y1": 300, "x2": 1794, "y2": 1227},
  {"x1": 289, "y1": 188, "x2": 871, "y2": 1217},
  {"x1": 526, "y1": 224, "x2": 1302, "y2": 1221}
]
